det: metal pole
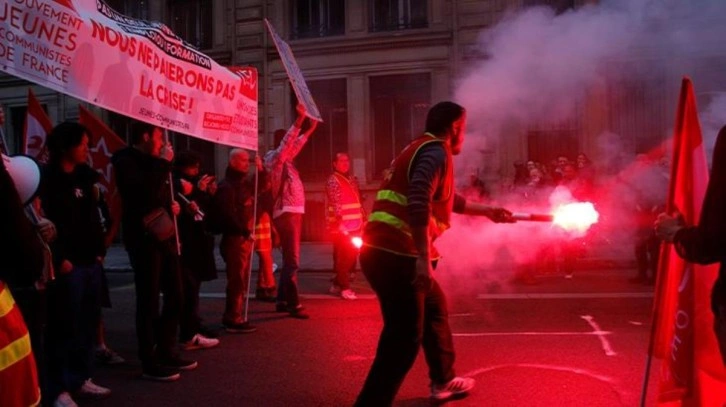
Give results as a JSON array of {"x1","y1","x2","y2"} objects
[
  {"x1": 164, "y1": 129, "x2": 181, "y2": 256},
  {"x1": 242, "y1": 159, "x2": 259, "y2": 323}
]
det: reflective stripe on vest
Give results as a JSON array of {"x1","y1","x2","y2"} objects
[
  {"x1": 326, "y1": 173, "x2": 364, "y2": 232},
  {"x1": 363, "y1": 134, "x2": 454, "y2": 258},
  {"x1": 0, "y1": 282, "x2": 41, "y2": 407}
]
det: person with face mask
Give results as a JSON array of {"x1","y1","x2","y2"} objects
[{"x1": 355, "y1": 102, "x2": 516, "y2": 406}]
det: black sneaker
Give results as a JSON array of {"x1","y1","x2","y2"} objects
[
  {"x1": 275, "y1": 302, "x2": 288, "y2": 313},
  {"x1": 223, "y1": 321, "x2": 257, "y2": 333},
  {"x1": 288, "y1": 305, "x2": 310, "y2": 320},
  {"x1": 197, "y1": 325, "x2": 219, "y2": 339},
  {"x1": 158, "y1": 357, "x2": 198, "y2": 371},
  {"x1": 141, "y1": 365, "x2": 181, "y2": 382}
]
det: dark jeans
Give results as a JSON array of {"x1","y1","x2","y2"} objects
[
  {"x1": 274, "y1": 213, "x2": 302, "y2": 308},
  {"x1": 355, "y1": 247, "x2": 456, "y2": 407},
  {"x1": 127, "y1": 239, "x2": 183, "y2": 368},
  {"x1": 179, "y1": 265, "x2": 201, "y2": 342},
  {"x1": 47, "y1": 263, "x2": 103, "y2": 398},
  {"x1": 332, "y1": 233, "x2": 359, "y2": 290},
  {"x1": 635, "y1": 232, "x2": 660, "y2": 280}
]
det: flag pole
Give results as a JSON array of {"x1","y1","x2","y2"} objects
[
  {"x1": 639, "y1": 78, "x2": 688, "y2": 406},
  {"x1": 243, "y1": 154, "x2": 259, "y2": 323},
  {"x1": 164, "y1": 129, "x2": 182, "y2": 256}
]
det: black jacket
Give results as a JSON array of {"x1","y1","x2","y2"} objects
[
  {"x1": 0, "y1": 157, "x2": 44, "y2": 287},
  {"x1": 40, "y1": 163, "x2": 106, "y2": 267},
  {"x1": 111, "y1": 147, "x2": 173, "y2": 247},
  {"x1": 174, "y1": 172, "x2": 217, "y2": 281},
  {"x1": 213, "y1": 167, "x2": 267, "y2": 237}
]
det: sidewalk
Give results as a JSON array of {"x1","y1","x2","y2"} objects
[{"x1": 104, "y1": 240, "x2": 636, "y2": 272}]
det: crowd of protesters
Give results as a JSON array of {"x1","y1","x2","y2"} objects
[
  {"x1": 1, "y1": 96, "x2": 676, "y2": 406},
  {"x1": 0, "y1": 102, "x2": 347, "y2": 406}
]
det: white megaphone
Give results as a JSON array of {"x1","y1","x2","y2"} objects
[{"x1": 2, "y1": 154, "x2": 41, "y2": 206}]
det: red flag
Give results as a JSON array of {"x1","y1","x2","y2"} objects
[
  {"x1": 79, "y1": 105, "x2": 127, "y2": 247},
  {"x1": 22, "y1": 89, "x2": 53, "y2": 162},
  {"x1": 653, "y1": 78, "x2": 726, "y2": 405}
]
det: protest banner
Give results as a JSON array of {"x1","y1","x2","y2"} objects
[
  {"x1": 264, "y1": 19, "x2": 322, "y2": 122},
  {"x1": 0, "y1": 0, "x2": 257, "y2": 150}
]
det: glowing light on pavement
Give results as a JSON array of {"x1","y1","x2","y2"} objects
[{"x1": 351, "y1": 237, "x2": 363, "y2": 249}]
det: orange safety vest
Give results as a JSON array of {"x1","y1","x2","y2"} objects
[
  {"x1": 363, "y1": 133, "x2": 454, "y2": 259},
  {"x1": 0, "y1": 282, "x2": 41, "y2": 407},
  {"x1": 253, "y1": 212, "x2": 272, "y2": 252},
  {"x1": 326, "y1": 172, "x2": 364, "y2": 233}
]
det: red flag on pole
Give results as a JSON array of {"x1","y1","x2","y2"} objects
[
  {"x1": 79, "y1": 105, "x2": 126, "y2": 247},
  {"x1": 22, "y1": 89, "x2": 53, "y2": 162},
  {"x1": 653, "y1": 78, "x2": 726, "y2": 405}
]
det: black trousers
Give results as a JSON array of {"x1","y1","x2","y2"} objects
[
  {"x1": 355, "y1": 247, "x2": 456, "y2": 407},
  {"x1": 126, "y1": 239, "x2": 183, "y2": 368},
  {"x1": 635, "y1": 232, "x2": 660, "y2": 280},
  {"x1": 179, "y1": 265, "x2": 201, "y2": 342},
  {"x1": 332, "y1": 232, "x2": 359, "y2": 290}
]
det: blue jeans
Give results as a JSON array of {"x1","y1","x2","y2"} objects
[
  {"x1": 47, "y1": 263, "x2": 103, "y2": 398},
  {"x1": 274, "y1": 213, "x2": 302, "y2": 308}
]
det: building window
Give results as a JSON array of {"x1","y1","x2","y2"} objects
[
  {"x1": 290, "y1": 0, "x2": 345, "y2": 39},
  {"x1": 168, "y1": 0, "x2": 213, "y2": 49},
  {"x1": 369, "y1": 0, "x2": 427, "y2": 32},
  {"x1": 293, "y1": 79, "x2": 348, "y2": 182},
  {"x1": 370, "y1": 73, "x2": 431, "y2": 179},
  {"x1": 523, "y1": 0, "x2": 576, "y2": 15},
  {"x1": 106, "y1": 0, "x2": 149, "y2": 19}
]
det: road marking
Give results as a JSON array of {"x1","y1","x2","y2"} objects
[
  {"x1": 454, "y1": 331, "x2": 612, "y2": 337},
  {"x1": 450, "y1": 313, "x2": 475, "y2": 317},
  {"x1": 581, "y1": 315, "x2": 616, "y2": 356},
  {"x1": 463, "y1": 363, "x2": 616, "y2": 385},
  {"x1": 477, "y1": 292, "x2": 653, "y2": 300}
]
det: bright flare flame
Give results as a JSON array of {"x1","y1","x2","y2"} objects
[
  {"x1": 351, "y1": 237, "x2": 363, "y2": 249},
  {"x1": 552, "y1": 202, "x2": 599, "y2": 232}
]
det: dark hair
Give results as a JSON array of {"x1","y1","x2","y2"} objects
[
  {"x1": 174, "y1": 150, "x2": 202, "y2": 170},
  {"x1": 130, "y1": 120, "x2": 158, "y2": 145},
  {"x1": 332, "y1": 152, "x2": 349, "y2": 163},
  {"x1": 273, "y1": 129, "x2": 286, "y2": 147},
  {"x1": 424, "y1": 102, "x2": 465, "y2": 136},
  {"x1": 46, "y1": 122, "x2": 90, "y2": 163}
]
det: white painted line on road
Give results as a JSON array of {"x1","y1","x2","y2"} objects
[
  {"x1": 450, "y1": 313, "x2": 475, "y2": 317},
  {"x1": 453, "y1": 331, "x2": 612, "y2": 337},
  {"x1": 580, "y1": 315, "x2": 616, "y2": 356},
  {"x1": 628, "y1": 321, "x2": 643, "y2": 326},
  {"x1": 477, "y1": 292, "x2": 654, "y2": 300},
  {"x1": 463, "y1": 363, "x2": 616, "y2": 385}
]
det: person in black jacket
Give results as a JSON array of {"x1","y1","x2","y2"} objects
[
  {"x1": 112, "y1": 121, "x2": 194, "y2": 381},
  {"x1": 214, "y1": 148, "x2": 261, "y2": 333},
  {"x1": 656, "y1": 125, "x2": 726, "y2": 365},
  {"x1": 41, "y1": 122, "x2": 111, "y2": 402},
  {"x1": 173, "y1": 151, "x2": 220, "y2": 349}
]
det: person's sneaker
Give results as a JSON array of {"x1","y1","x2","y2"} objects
[
  {"x1": 76, "y1": 379, "x2": 111, "y2": 399},
  {"x1": 430, "y1": 377, "x2": 475, "y2": 401},
  {"x1": 141, "y1": 365, "x2": 180, "y2": 382},
  {"x1": 197, "y1": 325, "x2": 219, "y2": 339},
  {"x1": 182, "y1": 334, "x2": 220, "y2": 350},
  {"x1": 158, "y1": 356, "x2": 198, "y2": 371},
  {"x1": 288, "y1": 305, "x2": 310, "y2": 319},
  {"x1": 95, "y1": 346, "x2": 125, "y2": 365},
  {"x1": 223, "y1": 321, "x2": 257, "y2": 333},
  {"x1": 329, "y1": 284, "x2": 341, "y2": 296},
  {"x1": 53, "y1": 392, "x2": 78, "y2": 407},
  {"x1": 340, "y1": 289, "x2": 357, "y2": 300}
]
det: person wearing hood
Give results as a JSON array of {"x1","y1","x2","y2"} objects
[
  {"x1": 213, "y1": 148, "x2": 264, "y2": 333},
  {"x1": 40, "y1": 122, "x2": 111, "y2": 405}
]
